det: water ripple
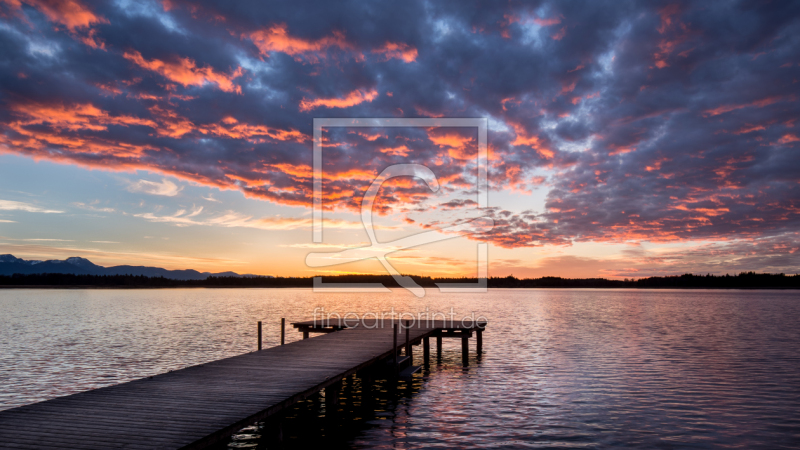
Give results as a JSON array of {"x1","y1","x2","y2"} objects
[{"x1": 1, "y1": 288, "x2": 799, "y2": 449}]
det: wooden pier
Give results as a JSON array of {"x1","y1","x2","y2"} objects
[{"x1": 0, "y1": 319, "x2": 485, "y2": 450}]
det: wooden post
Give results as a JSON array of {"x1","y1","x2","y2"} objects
[
  {"x1": 423, "y1": 336, "x2": 430, "y2": 366},
  {"x1": 325, "y1": 380, "x2": 341, "y2": 414},
  {"x1": 393, "y1": 323, "x2": 398, "y2": 367},
  {"x1": 461, "y1": 332, "x2": 469, "y2": 367},
  {"x1": 360, "y1": 370, "x2": 373, "y2": 407},
  {"x1": 280, "y1": 318, "x2": 285, "y2": 345},
  {"x1": 476, "y1": 329, "x2": 483, "y2": 354},
  {"x1": 303, "y1": 330, "x2": 309, "y2": 340},
  {"x1": 257, "y1": 321, "x2": 262, "y2": 351},
  {"x1": 436, "y1": 335, "x2": 442, "y2": 361},
  {"x1": 265, "y1": 420, "x2": 284, "y2": 443},
  {"x1": 405, "y1": 320, "x2": 411, "y2": 359}
]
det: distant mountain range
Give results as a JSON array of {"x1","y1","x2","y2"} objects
[{"x1": 0, "y1": 255, "x2": 257, "y2": 280}]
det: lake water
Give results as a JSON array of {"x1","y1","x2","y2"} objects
[{"x1": 1, "y1": 288, "x2": 799, "y2": 449}]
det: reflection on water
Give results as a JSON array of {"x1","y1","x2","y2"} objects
[
  {"x1": 2, "y1": 288, "x2": 800, "y2": 448},
  {"x1": 219, "y1": 372, "x2": 429, "y2": 450}
]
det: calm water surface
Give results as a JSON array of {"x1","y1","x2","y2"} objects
[{"x1": 1, "y1": 288, "x2": 799, "y2": 449}]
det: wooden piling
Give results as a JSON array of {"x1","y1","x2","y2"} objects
[
  {"x1": 437, "y1": 335, "x2": 442, "y2": 361},
  {"x1": 281, "y1": 318, "x2": 285, "y2": 345},
  {"x1": 405, "y1": 320, "x2": 412, "y2": 359},
  {"x1": 360, "y1": 370, "x2": 373, "y2": 407},
  {"x1": 325, "y1": 380, "x2": 342, "y2": 414},
  {"x1": 423, "y1": 336, "x2": 430, "y2": 366},
  {"x1": 303, "y1": 330, "x2": 309, "y2": 340},
  {"x1": 476, "y1": 329, "x2": 482, "y2": 354},
  {"x1": 257, "y1": 321, "x2": 262, "y2": 351},
  {"x1": 461, "y1": 332, "x2": 469, "y2": 367},
  {"x1": 393, "y1": 323, "x2": 398, "y2": 367}
]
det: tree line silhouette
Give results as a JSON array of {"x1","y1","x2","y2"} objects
[{"x1": 0, "y1": 272, "x2": 798, "y2": 288}]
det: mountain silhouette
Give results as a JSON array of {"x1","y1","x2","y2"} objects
[{"x1": 0, "y1": 254, "x2": 253, "y2": 280}]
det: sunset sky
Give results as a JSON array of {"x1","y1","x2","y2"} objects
[{"x1": 0, "y1": 0, "x2": 798, "y2": 278}]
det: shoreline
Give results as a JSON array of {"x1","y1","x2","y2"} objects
[{"x1": 2, "y1": 285, "x2": 799, "y2": 290}]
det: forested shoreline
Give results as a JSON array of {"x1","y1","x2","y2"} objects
[{"x1": 1, "y1": 272, "x2": 798, "y2": 289}]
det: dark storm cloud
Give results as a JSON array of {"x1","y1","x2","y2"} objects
[{"x1": 0, "y1": 0, "x2": 799, "y2": 250}]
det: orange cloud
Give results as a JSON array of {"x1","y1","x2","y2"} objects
[
  {"x1": 372, "y1": 42, "x2": 418, "y2": 62},
  {"x1": 534, "y1": 15, "x2": 562, "y2": 26},
  {"x1": 501, "y1": 97, "x2": 520, "y2": 111},
  {"x1": 734, "y1": 124, "x2": 766, "y2": 134},
  {"x1": 349, "y1": 131, "x2": 386, "y2": 141},
  {"x1": 10, "y1": 102, "x2": 201, "y2": 144},
  {"x1": 7, "y1": 0, "x2": 106, "y2": 30},
  {"x1": 3, "y1": 0, "x2": 108, "y2": 48},
  {"x1": 571, "y1": 91, "x2": 600, "y2": 104},
  {"x1": 10, "y1": 102, "x2": 156, "y2": 132},
  {"x1": 4, "y1": 104, "x2": 159, "y2": 158},
  {"x1": 147, "y1": 105, "x2": 195, "y2": 138},
  {"x1": 609, "y1": 144, "x2": 636, "y2": 156},
  {"x1": 299, "y1": 88, "x2": 378, "y2": 111},
  {"x1": 266, "y1": 163, "x2": 313, "y2": 179},
  {"x1": 413, "y1": 105, "x2": 444, "y2": 118},
  {"x1": 510, "y1": 123, "x2": 555, "y2": 159},
  {"x1": 645, "y1": 157, "x2": 669, "y2": 171},
  {"x1": 379, "y1": 145, "x2": 411, "y2": 157},
  {"x1": 428, "y1": 132, "x2": 475, "y2": 159},
  {"x1": 778, "y1": 134, "x2": 799, "y2": 144},
  {"x1": 568, "y1": 64, "x2": 585, "y2": 73},
  {"x1": 248, "y1": 24, "x2": 353, "y2": 58},
  {"x1": 672, "y1": 204, "x2": 729, "y2": 216},
  {"x1": 199, "y1": 116, "x2": 306, "y2": 143},
  {"x1": 500, "y1": 13, "x2": 562, "y2": 39},
  {"x1": 248, "y1": 24, "x2": 417, "y2": 65},
  {"x1": 657, "y1": 4, "x2": 681, "y2": 34},
  {"x1": 429, "y1": 133, "x2": 472, "y2": 149},
  {"x1": 551, "y1": 26, "x2": 566, "y2": 40},
  {"x1": 704, "y1": 96, "x2": 784, "y2": 117},
  {"x1": 653, "y1": 4, "x2": 688, "y2": 69},
  {"x1": 123, "y1": 51, "x2": 243, "y2": 93}
]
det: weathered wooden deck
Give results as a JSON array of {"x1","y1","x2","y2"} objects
[{"x1": 0, "y1": 320, "x2": 485, "y2": 450}]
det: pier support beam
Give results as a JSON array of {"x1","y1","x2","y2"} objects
[
  {"x1": 302, "y1": 331, "x2": 309, "y2": 340},
  {"x1": 264, "y1": 420, "x2": 284, "y2": 443},
  {"x1": 359, "y1": 370, "x2": 373, "y2": 407},
  {"x1": 281, "y1": 318, "x2": 285, "y2": 345},
  {"x1": 258, "y1": 321, "x2": 262, "y2": 351},
  {"x1": 393, "y1": 323, "x2": 398, "y2": 367},
  {"x1": 325, "y1": 380, "x2": 341, "y2": 414},
  {"x1": 436, "y1": 335, "x2": 442, "y2": 361},
  {"x1": 476, "y1": 329, "x2": 483, "y2": 354},
  {"x1": 405, "y1": 320, "x2": 412, "y2": 359},
  {"x1": 461, "y1": 332, "x2": 469, "y2": 367},
  {"x1": 423, "y1": 336, "x2": 430, "y2": 366}
]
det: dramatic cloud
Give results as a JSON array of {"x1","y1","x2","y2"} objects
[
  {"x1": 248, "y1": 24, "x2": 353, "y2": 59},
  {"x1": 4, "y1": 0, "x2": 105, "y2": 31},
  {"x1": 0, "y1": 0, "x2": 798, "y2": 264},
  {"x1": 299, "y1": 89, "x2": 378, "y2": 111},
  {"x1": 123, "y1": 51, "x2": 243, "y2": 93}
]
